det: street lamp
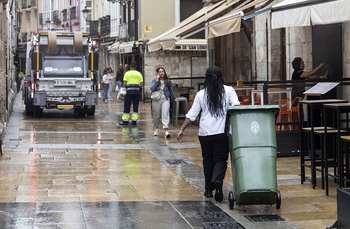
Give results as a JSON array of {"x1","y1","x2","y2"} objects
[{"x1": 82, "y1": 6, "x2": 90, "y2": 21}]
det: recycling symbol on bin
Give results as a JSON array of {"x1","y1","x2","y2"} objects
[{"x1": 250, "y1": 121, "x2": 260, "y2": 135}]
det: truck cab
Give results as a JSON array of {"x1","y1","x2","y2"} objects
[{"x1": 23, "y1": 32, "x2": 99, "y2": 116}]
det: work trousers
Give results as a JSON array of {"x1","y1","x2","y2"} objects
[
  {"x1": 124, "y1": 93, "x2": 140, "y2": 115},
  {"x1": 199, "y1": 133, "x2": 229, "y2": 190},
  {"x1": 152, "y1": 97, "x2": 170, "y2": 129}
]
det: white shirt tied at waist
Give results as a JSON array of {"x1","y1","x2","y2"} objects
[{"x1": 186, "y1": 85, "x2": 240, "y2": 136}]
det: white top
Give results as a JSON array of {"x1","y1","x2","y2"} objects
[
  {"x1": 102, "y1": 74, "x2": 109, "y2": 84},
  {"x1": 186, "y1": 85, "x2": 240, "y2": 136},
  {"x1": 108, "y1": 73, "x2": 114, "y2": 84}
]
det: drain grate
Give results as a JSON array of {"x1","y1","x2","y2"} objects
[
  {"x1": 244, "y1": 214, "x2": 285, "y2": 222},
  {"x1": 195, "y1": 211, "x2": 229, "y2": 219},
  {"x1": 96, "y1": 139, "x2": 114, "y2": 141},
  {"x1": 166, "y1": 159, "x2": 187, "y2": 165},
  {"x1": 203, "y1": 222, "x2": 245, "y2": 229}
]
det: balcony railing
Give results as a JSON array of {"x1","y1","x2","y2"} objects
[
  {"x1": 62, "y1": 9, "x2": 68, "y2": 22},
  {"x1": 70, "y1": 6, "x2": 78, "y2": 21},
  {"x1": 90, "y1": 20, "x2": 99, "y2": 37},
  {"x1": 100, "y1": 15, "x2": 110, "y2": 36},
  {"x1": 119, "y1": 20, "x2": 135, "y2": 42},
  {"x1": 128, "y1": 20, "x2": 135, "y2": 39},
  {"x1": 39, "y1": 13, "x2": 43, "y2": 25},
  {"x1": 53, "y1": 11, "x2": 60, "y2": 23},
  {"x1": 29, "y1": 0, "x2": 36, "y2": 7},
  {"x1": 22, "y1": 0, "x2": 27, "y2": 9}
]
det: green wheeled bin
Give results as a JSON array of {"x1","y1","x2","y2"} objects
[{"x1": 225, "y1": 105, "x2": 281, "y2": 210}]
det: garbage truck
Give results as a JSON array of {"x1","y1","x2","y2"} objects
[{"x1": 22, "y1": 31, "x2": 99, "y2": 116}]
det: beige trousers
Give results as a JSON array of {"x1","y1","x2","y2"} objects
[{"x1": 152, "y1": 96, "x2": 170, "y2": 129}]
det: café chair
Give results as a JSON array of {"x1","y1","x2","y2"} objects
[{"x1": 273, "y1": 99, "x2": 293, "y2": 131}]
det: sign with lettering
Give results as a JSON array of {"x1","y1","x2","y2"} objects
[
  {"x1": 145, "y1": 25, "x2": 152, "y2": 33},
  {"x1": 174, "y1": 45, "x2": 207, "y2": 51}
]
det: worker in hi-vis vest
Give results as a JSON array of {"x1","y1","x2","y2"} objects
[{"x1": 119, "y1": 61, "x2": 143, "y2": 125}]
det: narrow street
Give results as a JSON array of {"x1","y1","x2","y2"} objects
[{"x1": 0, "y1": 92, "x2": 337, "y2": 228}]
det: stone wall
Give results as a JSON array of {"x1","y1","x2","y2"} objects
[
  {"x1": 287, "y1": 26, "x2": 313, "y2": 78},
  {"x1": 143, "y1": 51, "x2": 206, "y2": 98},
  {"x1": 343, "y1": 21, "x2": 350, "y2": 101}
]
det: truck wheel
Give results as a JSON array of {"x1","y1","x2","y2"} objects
[
  {"x1": 86, "y1": 106, "x2": 95, "y2": 116},
  {"x1": 25, "y1": 103, "x2": 35, "y2": 116},
  {"x1": 35, "y1": 108, "x2": 43, "y2": 116},
  {"x1": 77, "y1": 110, "x2": 86, "y2": 116}
]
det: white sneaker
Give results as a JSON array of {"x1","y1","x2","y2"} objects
[
  {"x1": 165, "y1": 131, "x2": 171, "y2": 138},
  {"x1": 108, "y1": 98, "x2": 113, "y2": 101},
  {"x1": 154, "y1": 128, "x2": 159, "y2": 136}
]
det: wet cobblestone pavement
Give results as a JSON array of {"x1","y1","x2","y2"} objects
[{"x1": 0, "y1": 92, "x2": 338, "y2": 228}]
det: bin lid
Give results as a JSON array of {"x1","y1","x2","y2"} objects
[{"x1": 227, "y1": 105, "x2": 280, "y2": 112}]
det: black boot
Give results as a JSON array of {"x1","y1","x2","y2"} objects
[
  {"x1": 204, "y1": 189, "x2": 213, "y2": 197},
  {"x1": 214, "y1": 181, "x2": 223, "y2": 202}
]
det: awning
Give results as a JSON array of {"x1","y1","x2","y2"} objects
[
  {"x1": 101, "y1": 40, "x2": 114, "y2": 47},
  {"x1": 108, "y1": 41, "x2": 120, "y2": 54},
  {"x1": 207, "y1": 0, "x2": 274, "y2": 38},
  {"x1": 118, "y1": 41, "x2": 134, "y2": 54},
  {"x1": 208, "y1": 13, "x2": 242, "y2": 39},
  {"x1": 148, "y1": 0, "x2": 238, "y2": 52},
  {"x1": 272, "y1": 0, "x2": 350, "y2": 29},
  {"x1": 148, "y1": 0, "x2": 273, "y2": 51}
]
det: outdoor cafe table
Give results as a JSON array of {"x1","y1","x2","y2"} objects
[{"x1": 299, "y1": 99, "x2": 347, "y2": 190}]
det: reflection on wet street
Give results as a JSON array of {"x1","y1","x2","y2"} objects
[{"x1": 0, "y1": 92, "x2": 337, "y2": 228}]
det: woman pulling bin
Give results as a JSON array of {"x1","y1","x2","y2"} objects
[{"x1": 177, "y1": 66, "x2": 240, "y2": 202}]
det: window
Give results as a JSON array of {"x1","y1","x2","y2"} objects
[
  {"x1": 81, "y1": 0, "x2": 92, "y2": 32},
  {"x1": 110, "y1": 2, "x2": 119, "y2": 37},
  {"x1": 42, "y1": 0, "x2": 52, "y2": 22},
  {"x1": 101, "y1": 0, "x2": 104, "y2": 16},
  {"x1": 56, "y1": 0, "x2": 60, "y2": 10}
]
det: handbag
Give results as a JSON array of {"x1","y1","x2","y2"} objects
[
  {"x1": 151, "y1": 84, "x2": 165, "y2": 101},
  {"x1": 117, "y1": 87, "x2": 127, "y2": 101}
]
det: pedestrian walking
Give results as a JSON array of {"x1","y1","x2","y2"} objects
[
  {"x1": 119, "y1": 61, "x2": 143, "y2": 125},
  {"x1": 116, "y1": 64, "x2": 124, "y2": 92},
  {"x1": 107, "y1": 67, "x2": 114, "y2": 100},
  {"x1": 150, "y1": 67, "x2": 178, "y2": 138},
  {"x1": 176, "y1": 66, "x2": 240, "y2": 202},
  {"x1": 102, "y1": 68, "x2": 110, "y2": 103}
]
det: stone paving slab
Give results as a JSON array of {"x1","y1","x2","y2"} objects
[{"x1": 0, "y1": 92, "x2": 338, "y2": 228}]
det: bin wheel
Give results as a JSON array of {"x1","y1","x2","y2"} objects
[
  {"x1": 229, "y1": 191, "x2": 235, "y2": 210},
  {"x1": 276, "y1": 190, "x2": 281, "y2": 209}
]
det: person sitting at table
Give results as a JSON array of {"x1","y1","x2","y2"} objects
[{"x1": 291, "y1": 57, "x2": 328, "y2": 99}]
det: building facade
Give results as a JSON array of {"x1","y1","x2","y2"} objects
[
  {"x1": 1, "y1": 0, "x2": 18, "y2": 142},
  {"x1": 107, "y1": 0, "x2": 207, "y2": 100}
]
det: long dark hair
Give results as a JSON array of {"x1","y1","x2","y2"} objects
[
  {"x1": 204, "y1": 66, "x2": 226, "y2": 117},
  {"x1": 156, "y1": 67, "x2": 170, "y2": 87}
]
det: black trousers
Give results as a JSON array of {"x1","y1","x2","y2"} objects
[{"x1": 199, "y1": 133, "x2": 229, "y2": 190}]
